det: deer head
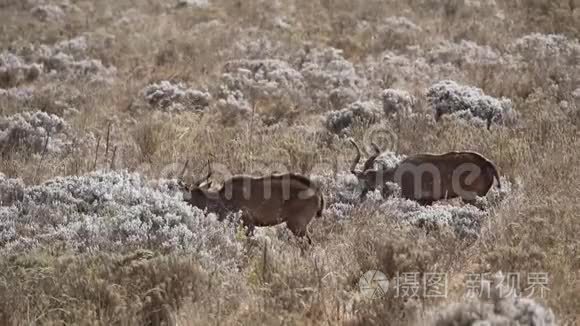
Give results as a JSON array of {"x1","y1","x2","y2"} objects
[
  {"x1": 178, "y1": 159, "x2": 213, "y2": 204},
  {"x1": 349, "y1": 138, "x2": 381, "y2": 176}
]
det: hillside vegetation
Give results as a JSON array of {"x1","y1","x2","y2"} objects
[{"x1": 1, "y1": 0, "x2": 579, "y2": 325}]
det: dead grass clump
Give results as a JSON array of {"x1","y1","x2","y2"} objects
[
  {"x1": 131, "y1": 114, "x2": 183, "y2": 163},
  {"x1": 0, "y1": 250, "x2": 209, "y2": 325},
  {"x1": 335, "y1": 210, "x2": 464, "y2": 326}
]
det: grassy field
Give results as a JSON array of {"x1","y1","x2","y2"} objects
[{"x1": 0, "y1": 0, "x2": 579, "y2": 325}]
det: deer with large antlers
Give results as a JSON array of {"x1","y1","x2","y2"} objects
[
  {"x1": 178, "y1": 160, "x2": 325, "y2": 244},
  {"x1": 349, "y1": 139, "x2": 502, "y2": 206}
]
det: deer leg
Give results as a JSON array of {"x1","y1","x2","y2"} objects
[
  {"x1": 381, "y1": 186, "x2": 394, "y2": 199},
  {"x1": 287, "y1": 222, "x2": 306, "y2": 238},
  {"x1": 417, "y1": 219, "x2": 438, "y2": 235},
  {"x1": 242, "y1": 217, "x2": 256, "y2": 237},
  {"x1": 462, "y1": 198, "x2": 486, "y2": 211},
  {"x1": 286, "y1": 217, "x2": 312, "y2": 245},
  {"x1": 359, "y1": 187, "x2": 369, "y2": 201},
  {"x1": 462, "y1": 198, "x2": 476, "y2": 206},
  {"x1": 245, "y1": 224, "x2": 256, "y2": 237},
  {"x1": 305, "y1": 232, "x2": 313, "y2": 245}
]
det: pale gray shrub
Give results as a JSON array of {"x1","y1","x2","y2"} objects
[
  {"x1": 373, "y1": 150, "x2": 406, "y2": 171},
  {"x1": 0, "y1": 206, "x2": 18, "y2": 246},
  {"x1": 0, "y1": 52, "x2": 43, "y2": 88},
  {"x1": 31, "y1": 4, "x2": 65, "y2": 22},
  {"x1": 381, "y1": 16, "x2": 422, "y2": 34},
  {"x1": 382, "y1": 88, "x2": 416, "y2": 116},
  {"x1": 229, "y1": 34, "x2": 292, "y2": 61},
  {"x1": 380, "y1": 177, "x2": 511, "y2": 237},
  {"x1": 323, "y1": 109, "x2": 354, "y2": 134},
  {"x1": 51, "y1": 35, "x2": 89, "y2": 57},
  {"x1": 215, "y1": 89, "x2": 252, "y2": 123},
  {"x1": 427, "y1": 40, "x2": 505, "y2": 66},
  {"x1": 380, "y1": 199, "x2": 486, "y2": 239},
  {"x1": 573, "y1": 88, "x2": 580, "y2": 109},
  {"x1": 1, "y1": 83, "x2": 85, "y2": 118},
  {"x1": 176, "y1": 0, "x2": 210, "y2": 8},
  {"x1": 114, "y1": 8, "x2": 148, "y2": 27},
  {"x1": 0, "y1": 174, "x2": 25, "y2": 206},
  {"x1": 430, "y1": 298, "x2": 556, "y2": 326},
  {"x1": 373, "y1": 16, "x2": 423, "y2": 50},
  {"x1": 41, "y1": 52, "x2": 116, "y2": 83},
  {"x1": 272, "y1": 16, "x2": 292, "y2": 31},
  {"x1": 440, "y1": 110, "x2": 489, "y2": 128},
  {"x1": 219, "y1": 59, "x2": 308, "y2": 108},
  {"x1": 149, "y1": 177, "x2": 183, "y2": 197},
  {"x1": 464, "y1": 0, "x2": 502, "y2": 16},
  {"x1": 361, "y1": 51, "x2": 438, "y2": 90},
  {"x1": 0, "y1": 110, "x2": 73, "y2": 155},
  {"x1": 312, "y1": 172, "x2": 361, "y2": 207},
  {"x1": 426, "y1": 80, "x2": 517, "y2": 128},
  {"x1": 329, "y1": 86, "x2": 359, "y2": 112},
  {"x1": 4, "y1": 36, "x2": 118, "y2": 85},
  {"x1": 0, "y1": 170, "x2": 244, "y2": 271},
  {"x1": 324, "y1": 100, "x2": 382, "y2": 134},
  {"x1": 299, "y1": 46, "x2": 366, "y2": 110},
  {"x1": 311, "y1": 172, "x2": 389, "y2": 221},
  {"x1": 365, "y1": 41, "x2": 506, "y2": 92},
  {"x1": 509, "y1": 33, "x2": 580, "y2": 66},
  {"x1": 0, "y1": 87, "x2": 35, "y2": 101},
  {"x1": 381, "y1": 181, "x2": 401, "y2": 198},
  {"x1": 142, "y1": 80, "x2": 211, "y2": 112},
  {"x1": 324, "y1": 202, "x2": 355, "y2": 221},
  {"x1": 473, "y1": 176, "x2": 512, "y2": 210}
]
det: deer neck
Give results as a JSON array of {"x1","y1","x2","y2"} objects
[{"x1": 204, "y1": 192, "x2": 231, "y2": 220}]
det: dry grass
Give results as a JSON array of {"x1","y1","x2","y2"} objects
[{"x1": 1, "y1": 0, "x2": 579, "y2": 325}]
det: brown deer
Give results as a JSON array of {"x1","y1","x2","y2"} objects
[
  {"x1": 178, "y1": 161, "x2": 325, "y2": 244},
  {"x1": 349, "y1": 139, "x2": 501, "y2": 206}
]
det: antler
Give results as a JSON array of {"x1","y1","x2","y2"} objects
[
  {"x1": 362, "y1": 142, "x2": 381, "y2": 171},
  {"x1": 177, "y1": 159, "x2": 191, "y2": 191},
  {"x1": 349, "y1": 138, "x2": 361, "y2": 175},
  {"x1": 203, "y1": 158, "x2": 212, "y2": 183},
  {"x1": 194, "y1": 157, "x2": 213, "y2": 186},
  {"x1": 371, "y1": 142, "x2": 381, "y2": 154},
  {"x1": 179, "y1": 159, "x2": 190, "y2": 182}
]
